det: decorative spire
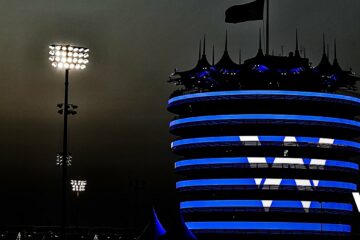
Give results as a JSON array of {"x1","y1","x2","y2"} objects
[
  {"x1": 295, "y1": 29, "x2": 301, "y2": 58},
  {"x1": 322, "y1": 33, "x2": 326, "y2": 56},
  {"x1": 316, "y1": 33, "x2": 332, "y2": 71},
  {"x1": 256, "y1": 28, "x2": 264, "y2": 58},
  {"x1": 225, "y1": 30, "x2": 228, "y2": 52},
  {"x1": 333, "y1": 38, "x2": 342, "y2": 72},
  {"x1": 327, "y1": 44, "x2": 330, "y2": 59},
  {"x1": 202, "y1": 35, "x2": 206, "y2": 56},
  {"x1": 212, "y1": 45, "x2": 215, "y2": 65},
  {"x1": 198, "y1": 40, "x2": 202, "y2": 60},
  {"x1": 296, "y1": 29, "x2": 299, "y2": 51}
]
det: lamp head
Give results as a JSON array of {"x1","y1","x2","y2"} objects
[{"x1": 49, "y1": 44, "x2": 89, "y2": 70}]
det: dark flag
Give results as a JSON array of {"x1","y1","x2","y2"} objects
[{"x1": 225, "y1": 0, "x2": 265, "y2": 23}]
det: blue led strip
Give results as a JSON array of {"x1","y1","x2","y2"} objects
[
  {"x1": 169, "y1": 114, "x2": 360, "y2": 129},
  {"x1": 171, "y1": 136, "x2": 360, "y2": 151},
  {"x1": 176, "y1": 179, "x2": 357, "y2": 191},
  {"x1": 185, "y1": 222, "x2": 351, "y2": 233},
  {"x1": 175, "y1": 158, "x2": 359, "y2": 171},
  {"x1": 168, "y1": 90, "x2": 360, "y2": 106},
  {"x1": 180, "y1": 200, "x2": 353, "y2": 212}
]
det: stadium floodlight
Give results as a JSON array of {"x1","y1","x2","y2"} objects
[
  {"x1": 49, "y1": 45, "x2": 90, "y2": 70},
  {"x1": 56, "y1": 153, "x2": 72, "y2": 166},
  {"x1": 71, "y1": 180, "x2": 87, "y2": 197},
  {"x1": 49, "y1": 43, "x2": 89, "y2": 240}
]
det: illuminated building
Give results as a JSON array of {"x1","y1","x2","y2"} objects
[{"x1": 168, "y1": 33, "x2": 360, "y2": 239}]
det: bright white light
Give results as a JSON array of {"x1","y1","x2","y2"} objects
[
  {"x1": 71, "y1": 180, "x2": 87, "y2": 192},
  {"x1": 353, "y1": 192, "x2": 360, "y2": 213},
  {"x1": 49, "y1": 44, "x2": 90, "y2": 70}
]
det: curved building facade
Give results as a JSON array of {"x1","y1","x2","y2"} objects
[{"x1": 168, "y1": 35, "x2": 360, "y2": 239}]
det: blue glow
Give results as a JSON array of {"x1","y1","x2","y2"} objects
[
  {"x1": 171, "y1": 136, "x2": 360, "y2": 151},
  {"x1": 176, "y1": 179, "x2": 357, "y2": 191},
  {"x1": 253, "y1": 64, "x2": 270, "y2": 73},
  {"x1": 289, "y1": 67, "x2": 305, "y2": 74},
  {"x1": 185, "y1": 222, "x2": 351, "y2": 233},
  {"x1": 168, "y1": 90, "x2": 360, "y2": 106},
  {"x1": 175, "y1": 157, "x2": 359, "y2": 170},
  {"x1": 169, "y1": 114, "x2": 360, "y2": 129},
  {"x1": 180, "y1": 200, "x2": 353, "y2": 212},
  {"x1": 152, "y1": 209, "x2": 167, "y2": 239}
]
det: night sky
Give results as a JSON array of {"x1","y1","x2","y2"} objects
[{"x1": 1, "y1": 0, "x2": 360, "y2": 229}]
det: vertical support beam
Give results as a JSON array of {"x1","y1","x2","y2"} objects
[
  {"x1": 266, "y1": 0, "x2": 270, "y2": 55},
  {"x1": 62, "y1": 69, "x2": 69, "y2": 240}
]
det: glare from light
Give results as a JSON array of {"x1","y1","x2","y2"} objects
[{"x1": 49, "y1": 44, "x2": 89, "y2": 70}]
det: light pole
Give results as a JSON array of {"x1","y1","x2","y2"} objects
[
  {"x1": 49, "y1": 44, "x2": 89, "y2": 240},
  {"x1": 71, "y1": 180, "x2": 87, "y2": 227}
]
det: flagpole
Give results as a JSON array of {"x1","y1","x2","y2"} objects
[{"x1": 266, "y1": 0, "x2": 269, "y2": 55}]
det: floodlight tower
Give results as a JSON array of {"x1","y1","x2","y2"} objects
[{"x1": 49, "y1": 44, "x2": 89, "y2": 240}]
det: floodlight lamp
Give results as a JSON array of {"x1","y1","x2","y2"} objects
[
  {"x1": 71, "y1": 180, "x2": 87, "y2": 192},
  {"x1": 49, "y1": 44, "x2": 89, "y2": 70}
]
